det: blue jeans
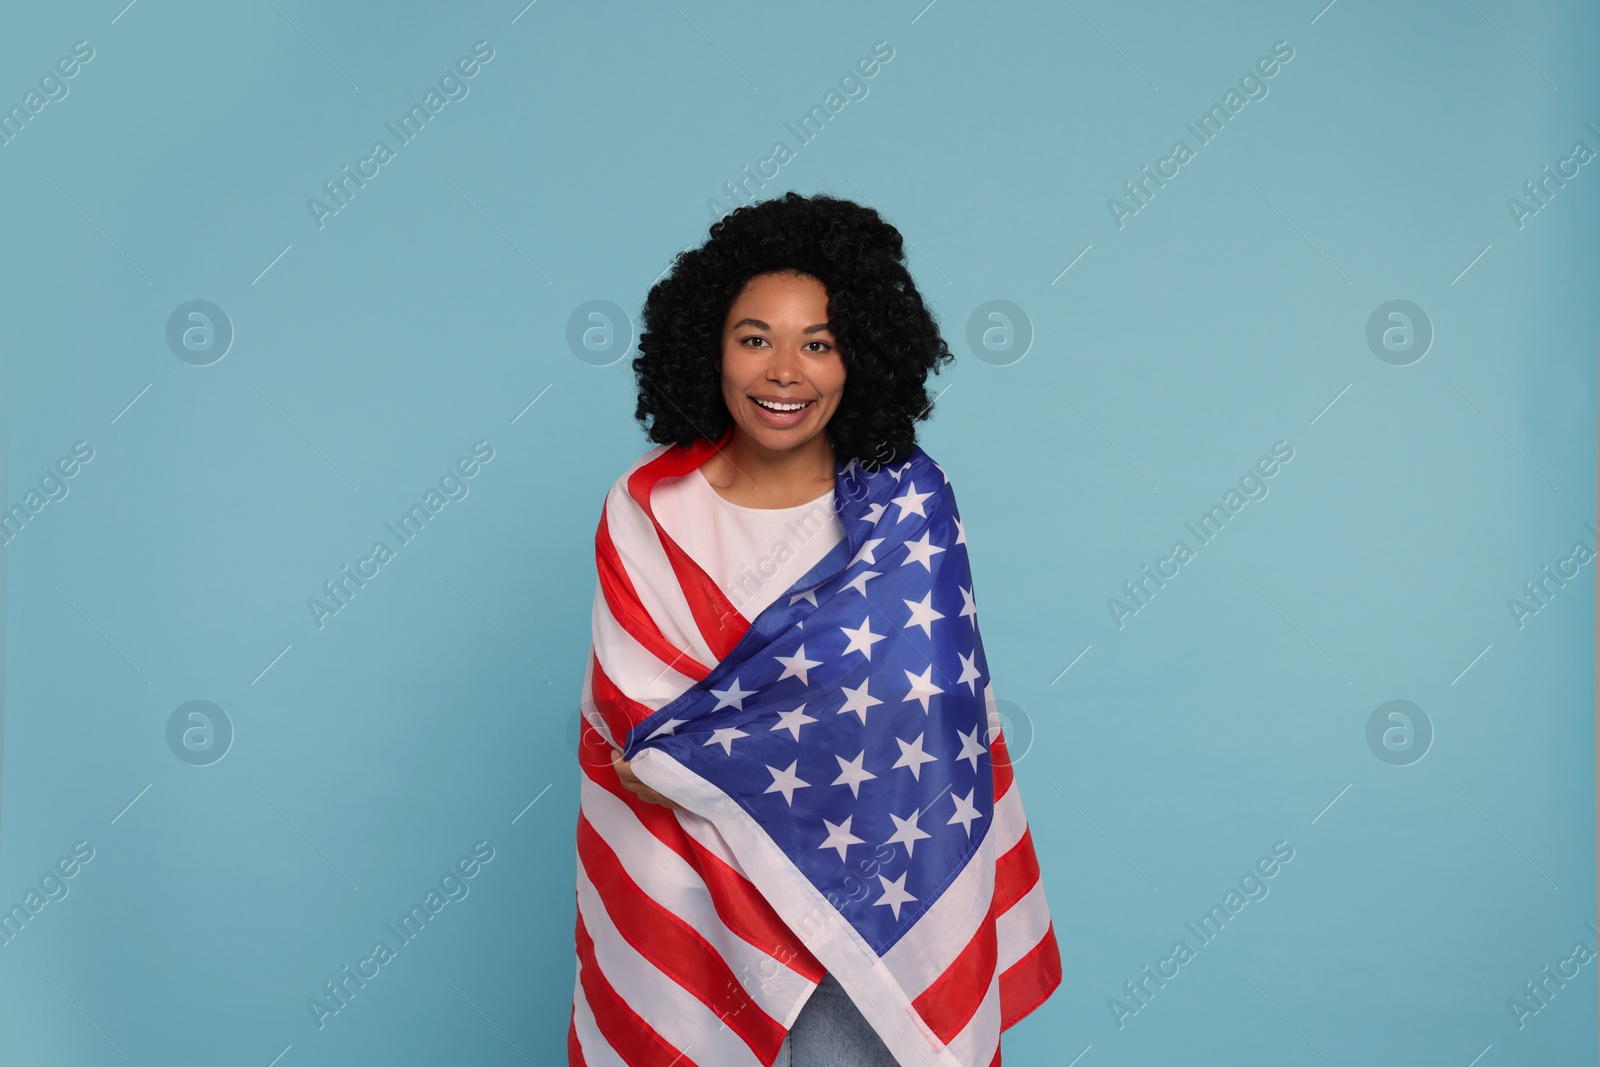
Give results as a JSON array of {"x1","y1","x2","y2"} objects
[{"x1": 776, "y1": 972, "x2": 900, "y2": 1066}]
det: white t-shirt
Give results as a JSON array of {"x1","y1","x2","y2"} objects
[{"x1": 651, "y1": 468, "x2": 846, "y2": 622}]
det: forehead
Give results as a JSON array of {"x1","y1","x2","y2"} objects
[
  {"x1": 735, "y1": 270, "x2": 826, "y2": 298},
  {"x1": 726, "y1": 273, "x2": 831, "y2": 326}
]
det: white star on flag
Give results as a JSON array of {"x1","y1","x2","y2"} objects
[
  {"x1": 710, "y1": 677, "x2": 757, "y2": 711},
  {"x1": 832, "y1": 751, "x2": 877, "y2": 797},
  {"x1": 770, "y1": 704, "x2": 817, "y2": 740},
  {"x1": 955, "y1": 724, "x2": 987, "y2": 771},
  {"x1": 703, "y1": 725, "x2": 748, "y2": 756},
  {"x1": 789, "y1": 589, "x2": 819, "y2": 608},
  {"x1": 958, "y1": 585, "x2": 977, "y2": 628},
  {"x1": 954, "y1": 515, "x2": 966, "y2": 544},
  {"x1": 902, "y1": 531, "x2": 946, "y2": 572},
  {"x1": 850, "y1": 538, "x2": 885, "y2": 566},
  {"x1": 839, "y1": 617, "x2": 887, "y2": 661},
  {"x1": 836, "y1": 680, "x2": 883, "y2": 724},
  {"x1": 764, "y1": 760, "x2": 809, "y2": 805},
  {"x1": 901, "y1": 665, "x2": 945, "y2": 713},
  {"x1": 862, "y1": 502, "x2": 887, "y2": 525},
  {"x1": 902, "y1": 590, "x2": 945, "y2": 638},
  {"x1": 644, "y1": 717, "x2": 685, "y2": 740},
  {"x1": 948, "y1": 787, "x2": 983, "y2": 836},
  {"x1": 818, "y1": 815, "x2": 866, "y2": 861},
  {"x1": 956, "y1": 649, "x2": 982, "y2": 695},
  {"x1": 890, "y1": 481, "x2": 934, "y2": 522},
  {"x1": 873, "y1": 871, "x2": 917, "y2": 920},
  {"x1": 843, "y1": 569, "x2": 881, "y2": 597},
  {"x1": 774, "y1": 645, "x2": 822, "y2": 685},
  {"x1": 892, "y1": 732, "x2": 938, "y2": 780},
  {"x1": 884, "y1": 808, "x2": 932, "y2": 857}
]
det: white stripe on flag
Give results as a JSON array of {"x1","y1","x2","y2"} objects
[
  {"x1": 995, "y1": 878, "x2": 1053, "y2": 975},
  {"x1": 580, "y1": 772, "x2": 818, "y2": 1019},
  {"x1": 571, "y1": 974, "x2": 629, "y2": 1067},
  {"x1": 577, "y1": 865, "x2": 765, "y2": 1067},
  {"x1": 604, "y1": 479, "x2": 719, "y2": 668},
  {"x1": 590, "y1": 584, "x2": 699, "y2": 711}
]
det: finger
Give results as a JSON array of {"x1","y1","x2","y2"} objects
[
  {"x1": 638, "y1": 786, "x2": 677, "y2": 810},
  {"x1": 646, "y1": 788, "x2": 682, "y2": 811}
]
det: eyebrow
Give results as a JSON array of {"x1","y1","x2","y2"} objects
[{"x1": 729, "y1": 317, "x2": 834, "y2": 335}]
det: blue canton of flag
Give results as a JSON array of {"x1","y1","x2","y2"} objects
[{"x1": 625, "y1": 448, "x2": 995, "y2": 955}]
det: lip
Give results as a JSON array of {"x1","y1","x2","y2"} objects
[{"x1": 748, "y1": 395, "x2": 815, "y2": 429}]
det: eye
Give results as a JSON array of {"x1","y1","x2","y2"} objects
[{"x1": 736, "y1": 335, "x2": 835, "y2": 352}]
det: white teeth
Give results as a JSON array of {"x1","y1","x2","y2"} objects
[{"x1": 754, "y1": 398, "x2": 808, "y2": 412}]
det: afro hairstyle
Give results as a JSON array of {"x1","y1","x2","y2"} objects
[{"x1": 631, "y1": 191, "x2": 954, "y2": 471}]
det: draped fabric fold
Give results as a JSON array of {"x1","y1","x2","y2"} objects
[{"x1": 570, "y1": 426, "x2": 1061, "y2": 1066}]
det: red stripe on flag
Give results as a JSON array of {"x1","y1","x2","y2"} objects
[
  {"x1": 998, "y1": 921, "x2": 1063, "y2": 1030},
  {"x1": 911, "y1": 894, "x2": 998, "y2": 1043},
  {"x1": 578, "y1": 813, "x2": 786, "y2": 1061},
  {"x1": 595, "y1": 506, "x2": 713, "y2": 684},
  {"x1": 586, "y1": 650, "x2": 648, "y2": 752},
  {"x1": 990, "y1": 729, "x2": 1016, "y2": 798},
  {"x1": 625, "y1": 428, "x2": 749, "y2": 661},
  {"x1": 567, "y1": 1005, "x2": 585, "y2": 1066},
  {"x1": 578, "y1": 748, "x2": 825, "y2": 982},
  {"x1": 575, "y1": 907, "x2": 691, "y2": 1065},
  {"x1": 994, "y1": 827, "x2": 1042, "y2": 915}
]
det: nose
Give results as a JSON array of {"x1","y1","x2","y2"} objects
[{"x1": 767, "y1": 342, "x2": 802, "y2": 385}]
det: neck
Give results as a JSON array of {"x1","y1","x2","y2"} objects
[{"x1": 709, "y1": 426, "x2": 836, "y2": 504}]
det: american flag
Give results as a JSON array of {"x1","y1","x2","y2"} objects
[{"x1": 570, "y1": 426, "x2": 1061, "y2": 1066}]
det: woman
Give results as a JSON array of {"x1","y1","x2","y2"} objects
[{"x1": 570, "y1": 193, "x2": 1060, "y2": 1066}]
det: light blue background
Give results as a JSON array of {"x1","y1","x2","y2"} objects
[{"x1": 1, "y1": 1, "x2": 1596, "y2": 1064}]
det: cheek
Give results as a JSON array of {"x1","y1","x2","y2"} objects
[{"x1": 719, "y1": 345, "x2": 752, "y2": 384}]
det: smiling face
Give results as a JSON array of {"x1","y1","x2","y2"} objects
[{"x1": 717, "y1": 271, "x2": 846, "y2": 456}]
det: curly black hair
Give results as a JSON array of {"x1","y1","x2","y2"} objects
[{"x1": 631, "y1": 192, "x2": 954, "y2": 471}]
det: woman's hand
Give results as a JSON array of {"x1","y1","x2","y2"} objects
[{"x1": 611, "y1": 748, "x2": 685, "y2": 811}]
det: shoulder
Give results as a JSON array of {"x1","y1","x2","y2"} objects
[
  {"x1": 595, "y1": 442, "x2": 674, "y2": 513},
  {"x1": 621, "y1": 442, "x2": 672, "y2": 484},
  {"x1": 896, "y1": 445, "x2": 956, "y2": 501},
  {"x1": 909, "y1": 445, "x2": 952, "y2": 486},
  {"x1": 839, "y1": 445, "x2": 963, "y2": 530}
]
